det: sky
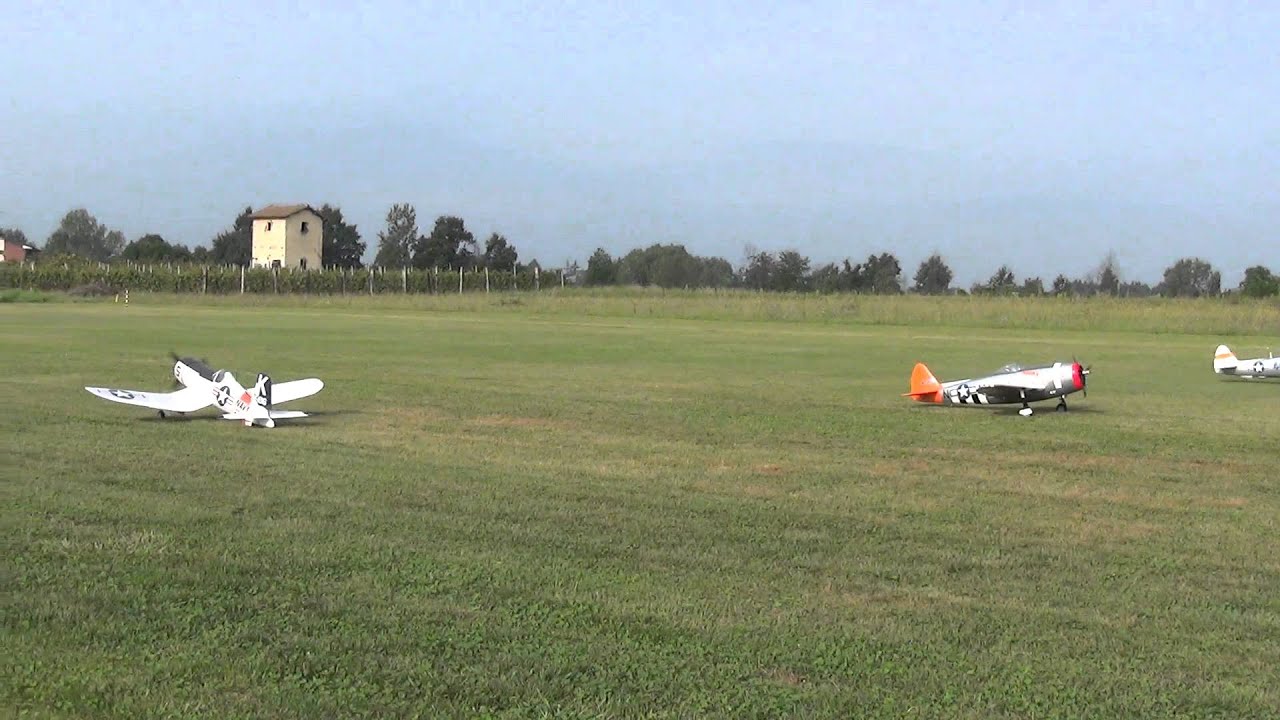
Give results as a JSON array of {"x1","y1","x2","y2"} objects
[{"x1": 2, "y1": 0, "x2": 1277, "y2": 285}]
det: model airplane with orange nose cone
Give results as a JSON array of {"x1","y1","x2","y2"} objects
[{"x1": 904, "y1": 360, "x2": 1090, "y2": 416}]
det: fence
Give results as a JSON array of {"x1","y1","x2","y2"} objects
[{"x1": 0, "y1": 262, "x2": 569, "y2": 295}]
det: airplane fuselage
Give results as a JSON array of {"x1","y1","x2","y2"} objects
[
  {"x1": 173, "y1": 359, "x2": 275, "y2": 427},
  {"x1": 938, "y1": 363, "x2": 1086, "y2": 406}
]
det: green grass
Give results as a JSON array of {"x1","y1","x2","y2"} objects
[
  {"x1": 3, "y1": 297, "x2": 1279, "y2": 718},
  {"x1": 0, "y1": 288, "x2": 56, "y2": 303}
]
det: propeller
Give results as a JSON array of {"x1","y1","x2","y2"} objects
[
  {"x1": 1073, "y1": 355, "x2": 1091, "y2": 397},
  {"x1": 168, "y1": 351, "x2": 211, "y2": 388}
]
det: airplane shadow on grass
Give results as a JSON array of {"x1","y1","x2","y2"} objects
[
  {"x1": 136, "y1": 408, "x2": 359, "y2": 427},
  {"x1": 914, "y1": 404, "x2": 1106, "y2": 417}
]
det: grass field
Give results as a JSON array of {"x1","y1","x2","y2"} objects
[{"x1": 3, "y1": 294, "x2": 1279, "y2": 718}]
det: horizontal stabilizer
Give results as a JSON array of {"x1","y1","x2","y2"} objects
[{"x1": 221, "y1": 410, "x2": 309, "y2": 421}]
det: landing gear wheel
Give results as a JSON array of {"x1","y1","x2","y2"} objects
[
  {"x1": 1056, "y1": 401, "x2": 1068, "y2": 413},
  {"x1": 158, "y1": 410, "x2": 167, "y2": 419}
]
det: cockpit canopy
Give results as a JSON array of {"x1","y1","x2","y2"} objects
[{"x1": 993, "y1": 362, "x2": 1024, "y2": 374}]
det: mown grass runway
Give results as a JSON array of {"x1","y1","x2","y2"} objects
[{"x1": 3, "y1": 294, "x2": 1279, "y2": 718}]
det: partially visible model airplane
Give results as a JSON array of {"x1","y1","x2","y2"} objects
[
  {"x1": 1213, "y1": 345, "x2": 1280, "y2": 379},
  {"x1": 85, "y1": 354, "x2": 323, "y2": 428},
  {"x1": 904, "y1": 360, "x2": 1090, "y2": 416}
]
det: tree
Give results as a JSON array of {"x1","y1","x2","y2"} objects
[
  {"x1": 1020, "y1": 276, "x2": 1045, "y2": 296},
  {"x1": 412, "y1": 215, "x2": 476, "y2": 269},
  {"x1": 43, "y1": 209, "x2": 125, "y2": 261},
  {"x1": 1239, "y1": 266, "x2": 1279, "y2": 298},
  {"x1": 772, "y1": 250, "x2": 810, "y2": 292},
  {"x1": 373, "y1": 203, "x2": 416, "y2": 268},
  {"x1": 316, "y1": 204, "x2": 365, "y2": 268},
  {"x1": 616, "y1": 244, "x2": 706, "y2": 288},
  {"x1": 1051, "y1": 274, "x2": 1071, "y2": 296},
  {"x1": 209, "y1": 206, "x2": 254, "y2": 266},
  {"x1": 860, "y1": 252, "x2": 902, "y2": 294},
  {"x1": 979, "y1": 264, "x2": 1017, "y2": 295},
  {"x1": 121, "y1": 233, "x2": 192, "y2": 262},
  {"x1": 742, "y1": 251, "x2": 776, "y2": 290},
  {"x1": 1096, "y1": 251, "x2": 1120, "y2": 296},
  {"x1": 1158, "y1": 257, "x2": 1221, "y2": 297},
  {"x1": 482, "y1": 233, "x2": 519, "y2": 270},
  {"x1": 584, "y1": 248, "x2": 618, "y2": 286},
  {"x1": 191, "y1": 246, "x2": 211, "y2": 263},
  {"x1": 912, "y1": 254, "x2": 952, "y2": 294}
]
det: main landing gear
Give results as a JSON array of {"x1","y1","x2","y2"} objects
[
  {"x1": 158, "y1": 410, "x2": 167, "y2": 419},
  {"x1": 1018, "y1": 391, "x2": 1033, "y2": 417},
  {"x1": 1056, "y1": 398, "x2": 1069, "y2": 413}
]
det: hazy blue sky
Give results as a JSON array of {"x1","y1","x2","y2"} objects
[{"x1": 3, "y1": 1, "x2": 1276, "y2": 283}]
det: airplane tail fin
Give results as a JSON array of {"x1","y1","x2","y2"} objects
[
  {"x1": 252, "y1": 373, "x2": 273, "y2": 408},
  {"x1": 903, "y1": 362, "x2": 943, "y2": 403},
  {"x1": 1213, "y1": 345, "x2": 1237, "y2": 374}
]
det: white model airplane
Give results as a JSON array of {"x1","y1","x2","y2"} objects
[
  {"x1": 1213, "y1": 345, "x2": 1280, "y2": 379},
  {"x1": 905, "y1": 360, "x2": 1090, "y2": 417},
  {"x1": 85, "y1": 354, "x2": 324, "y2": 428}
]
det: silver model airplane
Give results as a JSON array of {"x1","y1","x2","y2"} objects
[
  {"x1": 1213, "y1": 345, "x2": 1279, "y2": 379},
  {"x1": 905, "y1": 360, "x2": 1090, "y2": 417}
]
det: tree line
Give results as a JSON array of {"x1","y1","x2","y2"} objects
[{"x1": 3, "y1": 205, "x2": 1277, "y2": 299}]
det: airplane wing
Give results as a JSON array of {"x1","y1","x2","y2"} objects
[
  {"x1": 85, "y1": 385, "x2": 213, "y2": 413},
  {"x1": 269, "y1": 378, "x2": 324, "y2": 405},
  {"x1": 974, "y1": 374, "x2": 1047, "y2": 391}
]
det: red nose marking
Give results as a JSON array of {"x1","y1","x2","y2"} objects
[{"x1": 1071, "y1": 363, "x2": 1085, "y2": 391}]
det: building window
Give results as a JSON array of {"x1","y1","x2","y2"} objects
[
  {"x1": 266, "y1": 221, "x2": 273, "y2": 231},
  {"x1": 299, "y1": 258, "x2": 307, "y2": 270},
  {"x1": 300, "y1": 221, "x2": 309, "y2": 233},
  {"x1": 271, "y1": 259, "x2": 281, "y2": 269}
]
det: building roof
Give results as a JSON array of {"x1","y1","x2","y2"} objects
[{"x1": 250, "y1": 204, "x2": 318, "y2": 220}]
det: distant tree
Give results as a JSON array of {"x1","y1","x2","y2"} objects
[
  {"x1": 810, "y1": 262, "x2": 843, "y2": 293},
  {"x1": 412, "y1": 215, "x2": 477, "y2": 269},
  {"x1": 977, "y1": 264, "x2": 1017, "y2": 295},
  {"x1": 373, "y1": 203, "x2": 416, "y2": 268},
  {"x1": 1096, "y1": 251, "x2": 1121, "y2": 296},
  {"x1": 772, "y1": 250, "x2": 810, "y2": 292},
  {"x1": 482, "y1": 233, "x2": 519, "y2": 271},
  {"x1": 121, "y1": 233, "x2": 192, "y2": 262},
  {"x1": 1239, "y1": 265, "x2": 1279, "y2": 298},
  {"x1": 695, "y1": 256, "x2": 735, "y2": 288},
  {"x1": 1158, "y1": 257, "x2": 1221, "y2": 297},
  {"x1": 912, "y1": 253, "x2": 952, "y2": 294},
  {"x1": 209, "y1": 206, "x2": 254, "y2": 266},
  {"x1": 43, "y1": 209, "x2": 125, "y2": 261},
  {"x1": 742, "y1": 251, "x2": 776, "y2": 290},
  {"x1": 860, "y1": 252, "x2": 902, "y2": 294},
  {"x1": 1020, "y1": 276, "x2": 1045, "y2": 296},
  {"x1": 191, "y1": 245, "x2": 211, "y2": 263},
  {"x1": 616, "y1": 244, "x2": 704, "y2": 288},
  {"x1": 316, "y1": 204, "x2": 365, "y2": 268},
  {"x1": 1051, "y1": 274, "x2": 1071, "y2": 296},
  {"x1": 584, "y1": 248, "x2": 618, "y2": 286},
  {"x1": 1117, "y1": 280, "x2": 1154, "y2": 297}
]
